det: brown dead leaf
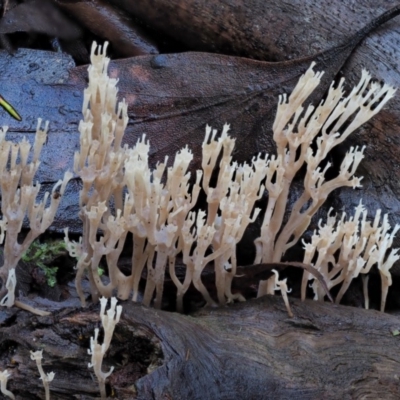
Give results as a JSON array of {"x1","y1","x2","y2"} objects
[
  {"x1": 2, "y1": 7, "x2": 400, "y2": 232},
  {"x1": 0, "y1": 0, "x2": 81, "y2": 39}
]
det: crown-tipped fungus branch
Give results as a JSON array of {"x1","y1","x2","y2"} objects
[
  {"x1": 266, "y1": 69, "x2": 394, "y2": 263},
  {"x1": 301, "y1": 202, "x2": 400, "y2": 311},
  {"x1": 0, "y1": 121, "x2": 72, "y2": 315},
  {"x1": 0, "y1": 370, "x2": 14, "y2": 400},
  {"x1": 88, "y1": 296, "x2": 122, "y2": 400},
  {"x1": 30, "y1": 350, "x2": 55, "y2": 400},
  {"x1": 255, "y1": 63, "x2": 396, "y2": 296},
  {"x1": 272, "y1": 269, "x2": 293, "y2": 318}
]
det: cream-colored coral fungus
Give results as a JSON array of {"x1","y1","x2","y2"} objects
[
  {"x1": 88, "y1": 296, "x2": 122, "y2": 400},
  {"x1": 0, "y1": 369, "x2": 14, "y2": 400},
  {"x1": 0, "y1": 120, "x2": 72, "y2": 315},
  {"x1": 66, "y1": 41, "x2": 397, "y2": 312},
  {"x1": 30, "y1": 350, "x2": 55, "y2": 400},
  {"x1": 65, "y1": 42, "x2": 203, "y2": 309},
  {"x1": 255, "y1": 65, "x2": 396, "y2": 296},
  {"x1": 301, "y1": 202, "x2": 400, "y2": 311}
]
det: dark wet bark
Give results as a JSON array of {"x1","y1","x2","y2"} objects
[{"x1": 1, "y1": 295, "x2": 400, "y2": 399}]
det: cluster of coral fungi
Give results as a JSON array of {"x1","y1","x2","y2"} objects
[
  {"x1": 0, "y1": 39, "x2": 399, "y2": 400},
  {"x1": 0, "y1": 42, "x2": 398, "y2": 317}
]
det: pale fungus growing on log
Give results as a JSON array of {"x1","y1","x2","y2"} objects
[
  {"x1": 30, "y1": 350, "x2": 55, "y2": 400},
  {"x1": 0, "y1": 369, "x2": 14, "y2": 400},
  {"x1": 88, "y1": 296, "x2": 122, "y2": 400},
  {"x1": 0, "y1": 121, "x2": 72, "y2": 315},
  {"x1": 0, "y1": 39, "x2": 398, "y2": 399},
  {"x1": 61, "y1": 42, "x2": 398, "y2": 314},
  {"x1": 0, "y1": 38, "x2": 395, "y2": 319}
]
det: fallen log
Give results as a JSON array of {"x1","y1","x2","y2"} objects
[{"x1": 1, "y1": 294, "x2": 400, "y2": 399}]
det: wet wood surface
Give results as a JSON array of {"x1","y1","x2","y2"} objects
[{"x1": 1, "y1": 295, "x2": 400, "y2": 399}]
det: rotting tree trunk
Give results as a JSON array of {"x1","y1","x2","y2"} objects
[{"x1": 1, "y1": 295, "x2": 400, "y2": 399}]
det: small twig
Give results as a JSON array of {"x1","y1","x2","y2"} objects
[{"x1": 14, "y1": 300, "x2": 50, "y2": 316}]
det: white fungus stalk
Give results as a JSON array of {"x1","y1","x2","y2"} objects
[
  {"x1": 88, "y1": 296, "x2": 122, "y2": 400},
  {"x1": 0, "y1": 370, "x2": 15, "y2": 400},
  {"x1": 30, "y1": 350, "x2": 55, "y2": 400},
  {"x1": 272, "y1": 269, "x2": 293, "y2": 318}
]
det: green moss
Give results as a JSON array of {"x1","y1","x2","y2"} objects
[{"x1": 22, "y1": 240, "x2": 66, "y2": 287}]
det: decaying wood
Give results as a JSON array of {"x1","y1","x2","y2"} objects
[{"x1": 1, "y1": 295, "x2": 400, "y2": 399}]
